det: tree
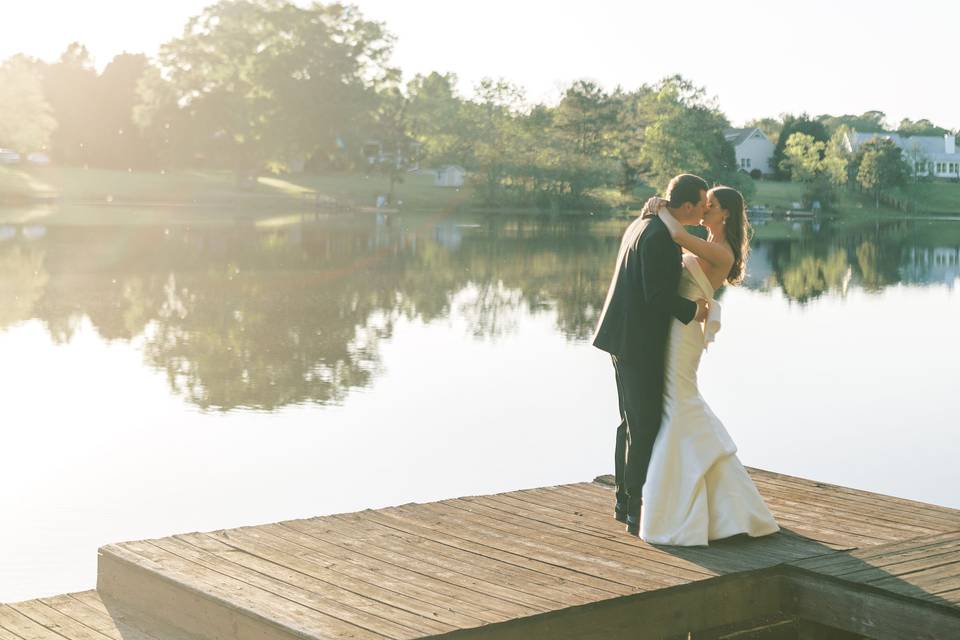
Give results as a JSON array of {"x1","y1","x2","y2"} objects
[
  {"x1": 781, "y1": 132, "x2": 834, "y2": 208},
  {"x1": 42, "y1": 43, "x2": 99, "y2": 165},
  {"x1": 823, "y1": 126, "x2": 853, "y2": 188},
  {"x1": 552, "y1": 80, "x2": 615, "y2": 157},
  {"x1": 772, "y1": 114, "x2": 829, "y2": 180},
  {"x1": 897, "y1": 118, "x2": 950, "y2": 137},
  {"x1": 857, "y1": 138, "x2": 908, "y2": 207},
  {"x1": 818, "y1": 111, "x2": 888, "y2": 135},
  {"x1": 640, "y1": 76, "x2": 739, "y2": 191},
  {"x1": 781, "y1": 133, "x2": 825, "y2": 183},
  {"x1": 0, "y1": 55, "x2": 56, "y2": 153},
  {"x1": 607, "y1": 86, "x2": 655, "y2": 194},
  {"x1": 136, "y1": 0, "x2": 396, "y2": 174},
  {"x1": 406, "y1": 72, "x2": 469, "y2": 167},
  {"x1": 466, "y1": 77, "x2": 526, "y2": 205},
  {"x1": 369, "y1": 87, "x2": 412, "y2": 203},
  {"x1": 90, "y1": 53, "x2": 152, "y2": 168}
]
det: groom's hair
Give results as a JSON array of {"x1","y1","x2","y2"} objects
[{"x1": 666, "y1": 174, "x2": 709, "y2": 208}]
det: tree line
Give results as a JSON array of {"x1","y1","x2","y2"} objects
[{"x1": 0, "y1": 0, "x2": 955, "y2": 211}]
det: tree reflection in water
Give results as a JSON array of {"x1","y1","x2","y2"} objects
[{"x1": 0, "y1": 215, "x2": 956, "y2": 410}]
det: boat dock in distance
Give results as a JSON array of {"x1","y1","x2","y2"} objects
[{"x1": 2, "y1": 467, "x2": 959, "y2": 639}]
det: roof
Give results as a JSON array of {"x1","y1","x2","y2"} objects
[
  {"x1": 724, "y1": 128, "x2": 769, "y2": 147},
  {"x1": 848, "y1": 132, "x2": 957, "y2": 159}
]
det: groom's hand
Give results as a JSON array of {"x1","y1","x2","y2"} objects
[{"x1": 695, "y1": 299, "x2": 709, "y2": 322}]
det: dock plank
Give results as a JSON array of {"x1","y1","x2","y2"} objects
[
  {"x1": 324, "y1": 512, "x2": 612, "y2": 606},
  {"x1": 100, "y1": 541, "x2": 387, "y2": 640},
  {"x1": 148, "y1": 535, "x2": 445, "y2": 638},
  {"x1": 247, "y1": 523, "x2": 536, "y2": 619},
  {"x1": 0, "y1": 605, "x2": 68, "y2": 640},
  {"x1": 7, "y1": 600, "x2": 113, "y2": 640},
  {"x1": 36, "y1": 594, "x2": 140, "y2": 640},
  {"x1": 181, "y1": 531, "x2": 493, "y2": 628},
  {"x1": 382, "y1": 501, "x2": 684, "y2": 590},
  {"x1": 354, "y1": 507, "x2": 637, "y2": 596},
  {"x1": 280, "y1": 516, "x2": 567, "y2": 611}
]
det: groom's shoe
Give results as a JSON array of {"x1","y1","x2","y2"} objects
[
  {"x1": 624, "y1": 497, "x2": 642, "y2": 536},
  {"x1": 614, "y1": 501, "x2": 628, "y2": 523}
]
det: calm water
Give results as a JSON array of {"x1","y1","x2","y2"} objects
[{"x1": 1, "y1": 211, "x2": 958, "y2": 601}]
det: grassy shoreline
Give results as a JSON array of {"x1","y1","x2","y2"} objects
[{"x1": 1, "y1": 166, "x2": 957, "y2": 219}]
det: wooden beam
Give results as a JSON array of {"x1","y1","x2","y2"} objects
[{"x1": 783, "y1": 568, "x2": 960, "y2": 640}]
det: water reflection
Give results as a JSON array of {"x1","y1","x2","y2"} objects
[
  {"x1": 747, "y1": 217, "x2": 960, "y2": 301},
  {"x1": 1, "y1": 215, "x2": 957, "y2": 410}
]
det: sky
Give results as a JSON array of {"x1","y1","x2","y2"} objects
[{"x1": 2, "y1": 0, "x2": 958, "y2": 130}]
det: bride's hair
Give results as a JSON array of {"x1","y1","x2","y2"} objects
[{"x1": 709, "y1": 186, "x2": 750, "y2": 285}]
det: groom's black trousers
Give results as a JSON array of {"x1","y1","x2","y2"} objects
[{"x1": 612, "y1": 354, "x2": 665, "y2": 509}]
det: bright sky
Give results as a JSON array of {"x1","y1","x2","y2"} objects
[{"x1": 2, "y1": 0, "x2": 958, "y2": 130}]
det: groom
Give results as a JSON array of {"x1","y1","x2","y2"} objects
[{"x1": 593, "y1": 173, "x2": 710, "y2": 536}]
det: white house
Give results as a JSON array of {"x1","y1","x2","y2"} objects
[
  {"x1": 435, "y1": 165, "x2": 466, "y2": 188},
  {"x1": 724, "y1": 128, "x2": 775, "y2": 176},
  {"x1": 844, "y1": 131, "x2": 960, "y2": 179}
]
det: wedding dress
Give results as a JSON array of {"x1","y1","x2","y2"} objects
[{"x1": 640, "y1": 253, "x2": 779, "y2": 546}]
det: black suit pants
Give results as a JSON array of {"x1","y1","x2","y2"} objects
[{"x1": 612, "y1": 354, "x2": 665, "y2": 510}]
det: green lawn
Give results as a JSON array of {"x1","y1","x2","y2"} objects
[
  {"x1": 0, "y1": 166, "x2": 470, "y2": 212},
  {"x1": 272, "y1": 172, "x2": 470, "y2": 212},
  {"x1": 753, "y1": 179, "x2": 960, "y2": 216},
  {"x1": 3, "y1": 166, "x2": 958, "y2": 218},
  {"x1": 0, "y1": 166, "x2": 239, "y2": 202},
  {"x1": 891, "y1": 181, "x2": 960, "y2": 214},
  {"x1": 750, "y1": 181, "x2": 806, "y2": 210}
]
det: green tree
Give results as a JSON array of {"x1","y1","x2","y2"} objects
[
  {"x1": 818, "y1": 111, "x2": 888, "y2": 135},
  {"x1": 136, "y1": 0, "x2": 395, "y2": 175},
  {"x1": 640, "y1": 76, "x2": 739, "y2": 191},
  {"x1": 369, "y1": 86, "x2": 412, "y2": 203},
  {"x1": 857, "y1": 138, "x2": 908, "y2": 207},
  {"x1": 553, "y1": 80, "x2": 615, "y2": 156},
  {"x1": 781, "y1": 133, "x2": 825, "y2": 183},
  {"x1": 823, "y1": 126, "x2": 853, "y2": 188},
  {"x1": 781, "y1": 132, "x2": 835, "y2": 208},
  {"x1": 772, "y1": 114, "x2": 829, "y2": 180},
  {"x1": 0, "y1": 55, "x2": 56, "y2": 153},
  {"x1": 466, "y1": 77, "x2": 526, "y2": 205},
  {"x1": 897, "y1": 118, "x2": 949, "y2": 137},
  {"x1": 406, "y1": 72, "x2": 470, "y2": 167},
  {"x1": 607, "y1": 87, "x2": 655, "y2": 194}
]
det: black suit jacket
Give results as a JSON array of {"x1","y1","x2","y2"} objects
[{"x1": 592, "y1": 215, "x2": 697, "y2": 365}]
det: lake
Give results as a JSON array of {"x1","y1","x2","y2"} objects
[{"x1": 1, "y1": 210, "x2": 958, "y2": 601}]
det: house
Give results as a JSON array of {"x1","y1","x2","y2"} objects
[
  {"x1": 434, "y1": 165, "x2": 466, "y2": 188},
  {"x1": 724, "y1": 128, "x2": 775, "y2": 176},
  {"x1": 843, "y1": 131, "x2": 960, "y2": 179}
]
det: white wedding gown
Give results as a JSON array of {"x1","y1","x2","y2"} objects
[{"x1": 640, "y1": 253, "x2": 779, "y2": 546}]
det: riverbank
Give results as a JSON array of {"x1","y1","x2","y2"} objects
[
  {"x1": 748, "y1": 179, "x2": 960, "y2": 217},
  {"x1": 0, "y1": 167, "x2": 475, "y2": 212},
  {"x1": 1, "y1": 166, "x2": 957, "y2": 220}
]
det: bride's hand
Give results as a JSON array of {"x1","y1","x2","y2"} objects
[{"x1": 640, "y1": 196, "x2": 668, "y2": 219}]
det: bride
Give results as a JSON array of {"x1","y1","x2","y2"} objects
[{"x1": 640, "y1": 187, "x2": 779, "y2": 546}]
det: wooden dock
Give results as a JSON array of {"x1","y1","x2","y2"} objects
[{"x1": 3, "y1": 467, "x2": 960, "y2": 639}]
